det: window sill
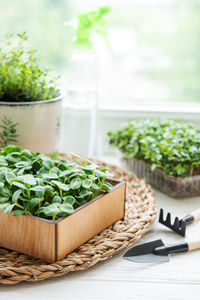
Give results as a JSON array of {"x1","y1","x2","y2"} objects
[
  {"x1": 100, "y1": 102, "x2": 200, "y2": 116},
  {"x1": 60, "y1": 101, "x2": 200, "y2": 156}
]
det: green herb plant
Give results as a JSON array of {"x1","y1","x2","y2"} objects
[
  {"x1": 0, "y1": 32, "x2": 60, "y2": 102},
  {"x1": 0, "y1": 145, "x2": 112, "y2": 220},
  {"x1": 108, "y1": 119, "x2": 200, "y2": 178}
]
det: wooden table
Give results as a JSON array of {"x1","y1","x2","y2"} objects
[{"x1": 1, "y1": 171, "x2": 200, "y2": 299}]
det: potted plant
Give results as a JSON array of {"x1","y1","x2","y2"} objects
[
  {"x1": 0, "y1": 32, "x2": 62, "y2": 154},
  {"x1": 0, "y1": 145, "x2": 125, "y2": 262},
  {"x1": 108, "y1": 118, "x2": 200, "y2": 198}
]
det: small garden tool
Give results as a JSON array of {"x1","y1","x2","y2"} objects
[
  {"x1": 159, "y1": 208, "x2": 200, "y2": 237},
  {"x1": 123, "y1": 238, "x2": 200, "y2": 263}
]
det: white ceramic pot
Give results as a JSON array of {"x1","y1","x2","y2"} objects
[{"x1": 0, "y1": 95, "x2": 62, "y2": 154}]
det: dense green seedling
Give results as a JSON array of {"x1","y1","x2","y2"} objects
[
  {"x1": 108, "y1": 119, "x2": 200, "y2": 178},
  {"x1": 0, "y1": 32, "x2": 60, "y2": 102},
  {"x1": 0, "y1": 145, "x2": 112, "y2": 220}
]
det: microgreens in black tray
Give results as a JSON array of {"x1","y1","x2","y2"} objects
[
  {"x1": 0, "y1": 145, "x2": 112, "y2": 220},
  {"x1": 108, "y1": 119, "x2": 200, "y2": 178}
]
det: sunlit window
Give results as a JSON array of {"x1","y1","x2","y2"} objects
[{"x1": 1, "y1": 0, "x2": 199, "y2": 105}]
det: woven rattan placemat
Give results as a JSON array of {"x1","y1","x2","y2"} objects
[{"x1": 0, "y1": 154, "x2": 157, "y2": 285}]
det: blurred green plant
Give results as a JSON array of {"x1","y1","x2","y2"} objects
[
  {"x1": 129, "y1": 0, "x2": 200, "y2": 103},
  {"x1": 0, "y1": 32, "x2": 60, "y2": 102},
  {"x1": 108, "y1": 119, "x2": 200, "y2": 178}
]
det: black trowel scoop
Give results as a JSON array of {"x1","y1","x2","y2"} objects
[{"x1": 123, "y1": 239, "x2": 200, "y2": 263}]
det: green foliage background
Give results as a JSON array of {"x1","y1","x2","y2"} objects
[
  {"x1": 1, "y1": 0, "x2": 200, "y2": 103},
  {"x1": 0, "y1": 0, "x2": 73, "y2": 71}
]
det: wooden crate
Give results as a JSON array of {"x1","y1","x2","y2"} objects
[{"x1": 0, "y1": 179, "x2": 125, "y2": 262}]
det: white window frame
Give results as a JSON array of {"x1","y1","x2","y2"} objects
[{"x1": 60, "y1": 102, "x2": 200, "y2": 157}]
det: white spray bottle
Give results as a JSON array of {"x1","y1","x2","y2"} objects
[{"x1": 61, "y1": 6, "x2": 112, "y2": 157}]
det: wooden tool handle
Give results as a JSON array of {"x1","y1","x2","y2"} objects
[
  {"x1": 155, "y1": 240, "x2": 200, "y2": 255},
  {"x1": 190, "y1": 209, "x2": 200, "y2": 222},
  {"x1": 188, "y1": 240, "x2": 200, "y2": 251}
]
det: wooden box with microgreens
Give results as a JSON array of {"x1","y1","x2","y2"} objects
[{"x1": 0, "y1": 146, "x2": 125, "y2": 262}]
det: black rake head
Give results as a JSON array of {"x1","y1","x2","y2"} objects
[{"x1": 159, "y1": 208, "x2": 187, "y2": 237}]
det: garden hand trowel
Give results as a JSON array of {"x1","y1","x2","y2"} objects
[{"x1": 123, "y1": 239, "x2": 200, "y2": 263}]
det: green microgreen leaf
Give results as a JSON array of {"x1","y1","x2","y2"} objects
[
  {"x1": 44, "y1": 204, "x2": 59, "y2": 217},
  {"x1": 63, "y1": 195, "x2": 76, "y2": 205},
  {"x1": 0, "y1": 196, "x2": 9, "y2": 203},
  {"x1": 70, "y1": 178, "x2": 82, "y2": 189},
  {"x1": 77, "y1": 190, "x2": 92, "y2": 198},
  {"x1": 42, "y1": 173, "x2": 58, "y2": 180},
  {"x1": 52, "y1": 181, "x2": 70, "y2": 191},
  {"x1": 0, "y1": 187, "x2": 11, "y2": 197},
  {"x1": 12, "y1": 189, "x2": 22, "y2": 203},
  {"x1": 0, "y1": 182, "x2": 4, "y2": 188},
  {"x1": 30, "y1": 186, "x2": 45, "y2": 197},
  {"x1": 12, "y1": 209, "x2": 24, "y2": 216},
  {"x1": 12, "y1": 181, "x2": 27, "y2": 190},
  {"x1": 82, "y1": 179, "x2": 92, "y2": 189},
  {"x1": 52, "y1": 195, "x2": 62, "y2": 204},
  {"x1": 22, "y1": 174, "x2": 36, "y2": 185},
  {"x1": 42, "y1": 159, "x2": 54, "y2": 170},
  {"x1": 25, "y1": 198, "x2": 42, "y2": 211},
  {"x1": 92, "y1": 183, "x2": 100, "y2": 190},
  {"x1": 59, "y1": 203, "x2": 74, "y2": 214},
  {"x1": 5, "y1": 171, "x2": 16, "y2": 183},
  {"x1": 4, "y1": 203, "x2": 15, "y2": 214},
  {"x1": 44, "y1": 185, "x2": 54, "y2": 197}
]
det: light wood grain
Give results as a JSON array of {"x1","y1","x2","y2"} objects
[
  {"x1": 0, "y1": 212, "x2": 55, "y2": 262},
  {"x1": 191, "y1": 208, "x2": 200, "y2": 221},
  {"x1": 188, "y1": 239, "x2": 200, "y2": 251},
  {"x1": 57, "y1": 181, "x2": 125, "y2": 260},
  {"x1": 0, "y1": 180, "x2": 125, "y2": 263}
]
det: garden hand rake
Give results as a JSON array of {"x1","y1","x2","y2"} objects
[{"x1": 159, "y1": 208, "x2": 200, "y2": 237}]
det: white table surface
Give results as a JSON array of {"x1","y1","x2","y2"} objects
[{"x1": 1, "y1": 159, "x2": 200, "y2": 299}]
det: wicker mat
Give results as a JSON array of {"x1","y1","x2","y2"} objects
[{"x1": 0, "y1": 154, "x2": 157, "y2": 285}]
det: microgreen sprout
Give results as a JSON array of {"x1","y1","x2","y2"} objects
[
  {"x1": 108, "y1": 119, "x2": 200, "y2": 178},
  {"x1": 0, "y1": 145, "x2": 112, "y2": 220}
]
